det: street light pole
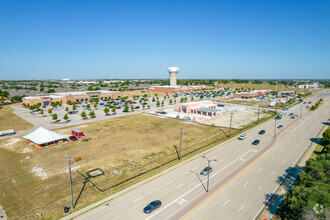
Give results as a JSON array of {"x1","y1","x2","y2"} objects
[
  {"x1": 68, "y1": 156, "x2": 74, "y2": 210},
  {"x1": 257, "y1": 105, "x2": 260, "y2": 125},
  {"x1": 179, "y1": 128, "x2": 184, "y2": 160},
  {"x1": 274, "y1": 99, "x2": 277, "y2": 138},
  {"x1": 202, "y1": 156, "x2": 217, "y2": 193},
  {"x1": 229, "y1": 112, "x2": 233, "y2": 138},
  {"x1": 300, "y1": 104, "x2": 303, "y2": 118}
]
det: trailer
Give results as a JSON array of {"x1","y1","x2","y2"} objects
[
  {"x1": 0, "y1": 129, "x2": 16, "y2": 136},
  {"x1": 72, "y1": 129, "x2": 84, "y2": 138}
]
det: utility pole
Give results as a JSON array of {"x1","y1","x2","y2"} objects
[
  {"x1": 68, "y1": 156, "x2": 74, "y2": 210},
  {"x1": 257, "y1": 105, "x2": 260, "y2": 124},
  {"x1": 179, "y1": 128, "x2": 184, "y2": 160},
  {"x1": 229, "y1": 112, "x2": 233, "y2": 138},
  {"x1": 202, "y1": 156, "x2": 217, "y2": 193}
]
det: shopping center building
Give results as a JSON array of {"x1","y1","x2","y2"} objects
[{"x1": 22, "y1": 91, "x2": 122, "y2": 107}]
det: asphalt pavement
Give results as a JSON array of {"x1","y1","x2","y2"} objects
[{"x1": 63, "y1": 91, "x2": 329, "y2": 220}]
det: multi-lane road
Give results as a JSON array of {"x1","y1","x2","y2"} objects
[{"x1": 65, "y1": 91, "x2": 329, "y2": 220}]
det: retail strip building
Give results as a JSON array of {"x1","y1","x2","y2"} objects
[{"x1": 22, "y1": 91, "x2": 122, "y2": 107}]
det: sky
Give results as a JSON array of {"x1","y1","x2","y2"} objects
[{"x1": 0, "y1": 0, "x2": 329, "y2": 80}]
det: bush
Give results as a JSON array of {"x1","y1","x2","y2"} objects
[{"x1": 47, "y1": 89, "x2": 55, "y2": 93}]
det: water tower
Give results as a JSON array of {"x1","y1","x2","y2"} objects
[{"x1": 168, "y1": 66, "x2": 179, "y2": 87}]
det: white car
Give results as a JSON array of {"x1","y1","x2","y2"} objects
[{"x1": 238, "y1": 135, "x2": 247, "y2": 140}]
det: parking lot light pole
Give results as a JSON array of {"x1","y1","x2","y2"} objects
[
  {"x1": 67, "y1": 156, "x2": 74, "y2": 210},
  {"x1": 202, "y1": 156, "x2": 217, "y2": 193}
]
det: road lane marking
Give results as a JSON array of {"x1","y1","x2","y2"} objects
[
  {"x1": 271, "y1": 171, "x2": 275, "y2": 176},
  {"x1": 145, "y1": 149, "x2": 253, "y2": 220},
  {"x1": 258, "y1": 168, "x2": 263, "y2": 173},
  {"x1": 243, "y1": 181, "x2": 249, "y2": 187},
  {"x1": 238, "y1": 204, "x2": 245, "y2": 212},
  {"x1": 219, "y1": 158, "x2": 225, "y2": 163},
  {"x1": 166, "y1": 180, "x2": 174, "y2": 185},
  {"x1": 133, "y1": 196, "x2": 143, "y2": 203},
  {"x1": 176, "y1": 184, "x2": 183, "y2": 189},
  {"x1": 175, "y1": 198, "x2": 188, "y2": 206},
  {"x1": 223, "y1": 200, "x2": 230, "y2": 206},
  {"x1": 257, "y1": 185, "x2": 262, "y2": 191}
]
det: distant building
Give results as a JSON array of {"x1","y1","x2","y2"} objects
[
  {"x1": 233, "y1": 90, "x2": 271, "y2": 99},
  {"x1": 298, "y1": 83, "x2": 318, "y2": 89},
  {"x1": 22, "y1": 91, "x2": 122, "y2": 107}
]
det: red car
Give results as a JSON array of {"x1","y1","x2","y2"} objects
[{"x1": 69, "y1": 136, "x2": 78, "y2": 141}]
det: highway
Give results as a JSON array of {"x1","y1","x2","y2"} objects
[{"x1": 67, "y1": 91, "x2": 329, "y2": 220}]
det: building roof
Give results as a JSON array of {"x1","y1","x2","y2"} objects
[
  {"x1": 23, "y1": 127, "x2": 66, "y2": 145},
  {"x1": 197, "y1": 108, "x2": 220, "y2": 112}
]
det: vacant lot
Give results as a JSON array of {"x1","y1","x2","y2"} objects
[
  {"x1": 0, "y1": 114, "x2": 237, "y2": 219},
  {"x1": 0, "y1": 105, "x2": 33, "y2": 131},
  {"x1": 201, "y1": 108, "x2": 272, "y2": 129}
]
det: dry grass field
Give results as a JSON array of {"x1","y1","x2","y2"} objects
[
  {"x1": 0, "y1": 114, "x2": 237, "y2": 219},
  {"x1": 0, "y1": 105, "x2": 33, "y2": 131}
]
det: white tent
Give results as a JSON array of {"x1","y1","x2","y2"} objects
[{"x1": 23, "y1": 127, "x2": 66, "y2": 145}]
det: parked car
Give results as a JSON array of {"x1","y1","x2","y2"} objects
[
  {"x1": 277, "y1": 125, "x2": 283, "y2": 129},
  {"x1": 200, "y1": 166, "x2": 213, "y2": 175},
  {"x1": 291, "y1": 115, "x2": 297, "y2": 119},
  {"x1": 135, "y1": 106, "x2": 140, "y2": 109},
  {"x1": 258, "y1": 130, "x2": 265, "y2": 135},
  {"x1": 238, "y1": 135, "x2": 247, "y2": 140},
  {"x1": 69, "y1": 136, "x2": 78, "y2": 141},
  {"x1": 143, "y1": 200, "x2": 162, "y2": 214},
  {"x1": 282, "y1": 108, "x2": 288, "y2": 111},
  {"x1": 252, "y1": 139, "x2": 260, "y2": 145},
  {"x1": 289, "y1": 113, "x2": 294, "y2": 116},
  {"x1": 115, "y1": 106, "x2": 121, "y2": 109}
]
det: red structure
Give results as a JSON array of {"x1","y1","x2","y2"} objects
[{"x1": 72, "y1": 129, "x2": 84, "y2": 138}]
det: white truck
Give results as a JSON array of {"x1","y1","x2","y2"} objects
[{"x1": 0, "y1": 129, "x2": 16, "y2": 136}]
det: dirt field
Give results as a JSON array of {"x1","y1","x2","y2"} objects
[
  {"x1": 0, "y1": 105, "x2": 33, "y2": 131},
  {"x1": 201, "y1": 108, "x2": 272, "y2": 129},
  {"x1": 0, "y1": 114, "x2": 237, "y2": 219}
]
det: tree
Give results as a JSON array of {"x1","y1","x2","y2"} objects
[
  {"x1": 94, "y1": 103, "x2": 97, "y2": 108},
  {"x1": 59, "y1": 103, "x2": 62, "y2": 106},
  {"x1": 104, "y1": 107, "x2": 109, "y2": 114},
  {"x1": 200, "y1": 95, "x2": 204, "y2": 99},
  {"x1": 65, "y1": 107, "x2": 69, "y2": 111},
  {"x1": 152, "y1": 97, "x2": 155, "y2": 102},
  {"x1": 169, "y1": 99, "x2": 173, "y2": 105},
  {"x1": 143, "y1": 104, "x2": 145, "y2": 109},
  {"x1": 52, "y1": 102, "x2": 58, "y2": 107},
  {"x1": 184, "y1": 97, "x2": 188, "y2": 102},
  {"x1": 87, "y1": 104, "x2": 90, "y2": 109},
  {"x1": 131, "y1": 105, "x2": 135, "y2": 111},
  {"x1": 73, "y1": 105, "x2": 76, "y2": 110},
  {"x1": 89, "y1": 111, "x2": 95, "y2": 117},
  {"x1": 112, "y1": 107, "x2": 116, "y2": 114},
  {"x1": 52, "y1": 113, "x2": 57, "y2": 120},
  {"x1": 40, "y1": 109, "x2": 44, "y2": 115},
  {"x1": 191, "y1": 97, "x2": 194, "y2": 101},
  {"x1": 87, "y1": 86, "x2": 93, "y2": 91},
  {"x1": 63, "y1": 114, "x2": 69, "y2": 120},
  {"x1": 322, "y1": 128, "x2": 330, "y2": 144},
  {"x1": 81, "y1": 111, "x2": 87, "y2": 118},
  {"x1": 139, "y1": 99, "x2": 142, "y2": 104},
  {"x1": 161, "y1": 100, "x2": 164, "y2": 106},
  {"x1": 143, "y1": 94, "x2": 148, "y2": 97},
  {"x1": 67, "y1": 100, "x2": 72, "y2": 105},
  {"x1": 124, "y1": 105, "x2": 129, "y2": 112},
  {"x1": 156, "y1": 101, "x2": 160, "y2": 106},
  {"x1": 147, "y1": 104, "x2": 150, "y2": 108},
  {"x1": 48, "y1": 109, "x2": 52, "y2": 114},
  {"x1": 47, "y1": 89, "x2": 55, "y2": 93}
]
